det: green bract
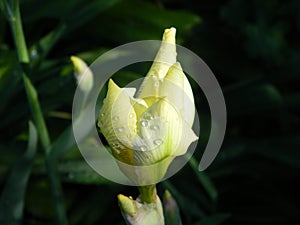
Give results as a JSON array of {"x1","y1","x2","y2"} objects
[{"x1": 97, "y1": 27, "x2": 198, "y2": 185}]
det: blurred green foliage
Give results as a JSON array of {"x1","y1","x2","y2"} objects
[{"x1": 0, "y1": 0, "x2": 299, "y2": 225}]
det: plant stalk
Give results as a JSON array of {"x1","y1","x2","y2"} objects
[
  {"x1": 2, "y1": 1, "x2": 68, "y2": 224},
  {"x1": 6, "y1": 0, "x2": 29, "y2": 63},
  {"x1": 138, "y1": 185, "x2": 156, "y2": 203}
]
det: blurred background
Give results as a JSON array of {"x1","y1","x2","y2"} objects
[{"x1": 0, "y1": 0, "x2": 299, "y2": 224}]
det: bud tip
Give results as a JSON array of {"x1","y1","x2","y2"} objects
[{"x1": 117, "y1": 194, "x2": 136, "y2": 216}]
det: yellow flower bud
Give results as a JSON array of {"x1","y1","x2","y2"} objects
[
  {"x1": 97, "y1": 27, "x2": 198, "y2": 185},
  {"x1": 71, "y1": 56, "x2": 93, "y2": 93},
  {"x1": 118, "y1": 194, "x2": 164, "y2": 225}
]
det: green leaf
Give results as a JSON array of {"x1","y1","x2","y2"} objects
[
  {"x1": 163, "y1": 181, "x2": 206, "y2": 220},
  {"x1": 23, "y1": 74, "x2": 50, "y2": 151},
  {"x1": 225, "y1": 83, "x2": 283, "y2": 117},
  {"x1": 29, "y1": 0, "x2": 121, "y2": 66},
  {"x1": 189, "y1": 156, "x2": 218, "y2": 202},
  {"x1": 0, "y1": 48, "x2": 22, "y2": 115},
  {"x1": 251, "y1": 136, "x2": 300, "y2": 168},
  {"x1": 49, "y1": 126, "x2": 76, "y2": 159},
  {"x1": 163, "y1": 190, "x2": 182, "y2": 225},
  {"x1": 58, "y1": 160, "x2": 112, "y2": 185},
  {"x1": 193, "y1": 213, "x2": 230, "y2": 225},
  {"x1": 0, "y1": 121, "x2": 38, "y2": 225},
  {"x1": 88, "y1": 0, "x2": 201, "y2": 43}
]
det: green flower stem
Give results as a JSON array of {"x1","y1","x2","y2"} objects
[
  {"x1": 2, "y1": 1, "x2": 67, "y2": 224},
  {"x1": 138, "y1": 185, "x2": 156, "y2": 203},
  {"x1": 22, "y1": 75, "x2": 50, "y2": 151},
  {"x1": 3, "y1": 0, "x2": 29, "y2": 63},
  {"x1": 22, "y1": 74, "x2": 67, "y2": 225}
]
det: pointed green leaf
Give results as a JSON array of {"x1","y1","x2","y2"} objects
[
  {"x1": 0, "y1": 121, "x2": 38, "y2": 225},
  {"x1": 193, "y1": 214, "x2": 230, "y2": 225},
  {"x1": 189, "y1": 157, "x2": 218, "y2": 202},
  {"x1": 163, "y1": 190, "x2": 182, "y2": 225}
]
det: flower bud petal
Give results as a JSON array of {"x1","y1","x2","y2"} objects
[
  {"x1": 118, "y1": 194, "x2": 137, "y2": 217},
  {"x1": 118, "y1": 194, "x2": 164, "y2": 225},
  {"x1": 71, "y1": 56, "x2": 93, "y2": 93},
  {"x1": 98, "y1": 79, "x2": 137, "y2": 163},
  {"x1": 160, "y1": 62, "x2": 195, "y2": 127},
  {"x1": 133, "y1": 98, "x2": 181, "y2": 165},
  {"x1": 138, "y1": 27, "x2": 177, "y2": 98},
  {"x1": 130, "y1": 98, "x2": 148, "y2": 119},
  {"x1": 150, "y1": 27, "x2": 176, "y2": 79},
  {"x1": 175, "y1": 119, "x2": 198, "y2": 156}
]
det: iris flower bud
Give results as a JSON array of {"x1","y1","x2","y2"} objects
[
  {"x1": 97, "y1": 27, "x2": 198, "y2": 186},
  {"x1": 71, "y1": 56, "x2": 93, "y2": 93}
]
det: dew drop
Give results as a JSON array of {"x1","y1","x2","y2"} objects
[
  {"x1": 150, "y1": 125, "x2": 159, "y2": 130},
  {"x1": 154, "y1": 81, "x2": 159, "y2": 87},
  {"x1": 144, "y1": 113, "x2": 154, "y2": 120},
  {"x1": 113, "y1": 116, "x2": 119, "y2": 121},
  {"x1": 129, "y1": 113, "x2": 134, "y2": 119},
  {"x1": 154, "y1": 139, "x2": 163, "y2": 145},
  {"x1": 136, "y1": 202, "x2": 142, "y2": 209},
  {"x1": 112, "y1": 142, "x2": 120, "y2": 148},
  {"x1": 141, "y1": 120, "x2": 148, "y2": 127},
  {"x1": 140, "y1": 146, "x2": 147, "y2": 151},
  {"x1": 117, "y1": 127, "x2": 124, "y2": 132},
  {"x1": 100, "y1": 112, "x2": 105, "y2": 117}
]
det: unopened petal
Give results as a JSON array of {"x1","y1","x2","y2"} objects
[
  {"x1": 173, "y1": 120, "x2": 198, "y2": 156},
  {"x1": 98, "y1": 79, "x2": 137, "y2": 164},
  {"x1": 160, "y1": 62, "x2": 195, "y2": 127},
  {"x1": 132, "y1": 98, "x2": 182, "y2": 166},
  {"x1": 137, "y1": 28, "x2": 177, "y2": 98},
  {"x1": 150, "y1": 27, "x2": 177, "y2": 80},
  {"x1": 130, "y1": 98, "x2": 148, "y2": 119},
  {"x1": 71, "y1": 56, "x2": 93, "y2": 92}
]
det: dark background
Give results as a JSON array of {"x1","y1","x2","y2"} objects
[{"x1": 0, "y1": 0, "x2": 299, "y2": 224}]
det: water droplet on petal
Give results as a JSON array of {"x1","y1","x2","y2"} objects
[
  {"x1": 141, "y1": 120, "x2": 148, "y2": 127},
  {"x1": 117, "y1": 127, "x2": 124, "y2": 132},
  {"x1": 154, "y1": 81, "x2": 159, "y2": 87},
  {"x1": 129, "y1": 113, "x2": 134, "y2": 119},
  {"x1": 100, "y1": 112, "x2": 105, "y2": 117},
  {"x1": 154, "y1": 139, "x2": 163, "y2": 145},
  {"x1": 144, "y1": 113, "x2": 154, "y2": 120},
  {"x1": 113, "y1": 116, "x2": 119, "y2": 121},
  {"x1": 112, "y1": 142, "x2": 120, "y2": 148},
  {"x1": 136, "y1": 202, "x2": 142, "y2": 208},
  {"x1": 140, "y1": 146, "x2": 147, "y2": 151},
  {"x1": 150, "y1": 125, "x2": 159, "y2": 130}
]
